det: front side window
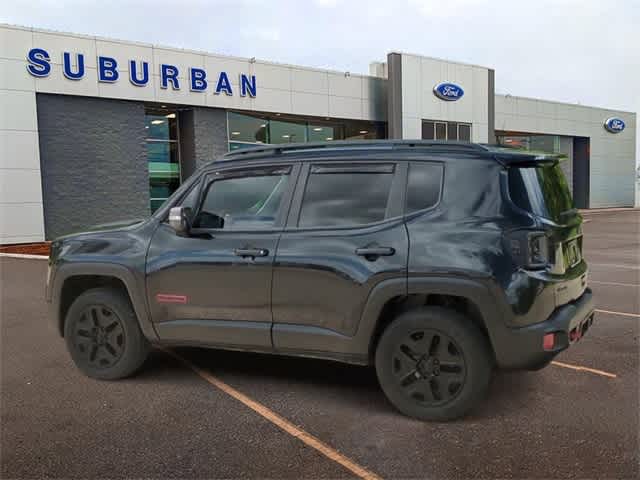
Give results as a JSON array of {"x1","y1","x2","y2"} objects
[
  {"x1": 194, "y1": 170, "x2": 290, "y2": 230},
  {"x1": 298, "y1": 164, "x2": 394, "y2": 228}
]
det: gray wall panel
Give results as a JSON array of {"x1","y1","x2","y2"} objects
[
  {"x1": 36, "y1": 94, "x2": 148, "y2": 239},
  {"x1": 193, "y1": 107, "x2": 228, "y2": 168}
]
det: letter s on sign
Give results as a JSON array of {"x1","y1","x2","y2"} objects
[{"x1": 27, "y1": 48, "x2": 51, "y2": 77}]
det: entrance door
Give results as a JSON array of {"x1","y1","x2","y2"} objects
[
  {"x1": 573, "y1": 137, "x2": 590, "y2": 209},
  {"x1": 146, "y1": 163, "x2": 299, "y2": 349}
]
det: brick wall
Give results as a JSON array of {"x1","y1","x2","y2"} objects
[{"x1": 36, "y1": 94, "x2": 148, "y2": 239}]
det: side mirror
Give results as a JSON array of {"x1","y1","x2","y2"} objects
[{"x1": 168, "y1": 207, "x2": 192, "y2": 235}]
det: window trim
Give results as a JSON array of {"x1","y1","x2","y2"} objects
[
  {"x1": 403, "y1": 161, "x2": 445, "y2": 219},
  {"x1": 187, "y1": 164, "x2": 300, "y2": 234},
  {"x1": 285, "y1": 160, "x2": 405, "y2": 231}
]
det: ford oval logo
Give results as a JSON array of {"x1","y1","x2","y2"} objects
[
  {"x1": 604, "y1": 117, "x2": 625, "y2": 133},
  {"x1": 433, "y1": 82, "x2": 464, "y2": 101}
]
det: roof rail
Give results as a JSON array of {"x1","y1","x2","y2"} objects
[{"x1": 223, "y1": 139, "x2": 489, "y2": 159}]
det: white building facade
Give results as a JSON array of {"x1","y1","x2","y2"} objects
[{"x1": 0, "y1": 24, "x2": 636, "y2": 243}]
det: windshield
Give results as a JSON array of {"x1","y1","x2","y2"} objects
[{"x1": 508, "y1": 162, "x2": 575, "y2": 222}]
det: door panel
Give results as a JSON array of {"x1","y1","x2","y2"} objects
[
  {"x1": 272, "y1": 220, "x2": 408, "y2": 338},
  {"x1": 145, "y1": 163, "x2": 298, "y2": 349},
  {"x1": 146, "y1": 224, "x2": 279, "y2": 347},
  {"x1": 272, "y1": 160, "x2": 408, "y2": 343}
]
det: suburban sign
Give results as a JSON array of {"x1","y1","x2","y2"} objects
[
  {"x1": 25, "y1": 47, "x2": 257, "y2": 97},
  {"x1": 433, "y1": 82, "x2": 464, "y2": 101},
  {"x1": 603, "y1": 117, "x2": 625, "y2": 134}
]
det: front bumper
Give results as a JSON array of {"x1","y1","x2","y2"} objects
[{"x1": 494, "y1": 288, "x2": 595, "y2": 369}]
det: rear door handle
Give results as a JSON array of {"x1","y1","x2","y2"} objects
[
  {"x1": 355, "y1": 246, "x2": 395, "y2": 257},
  {"x1": 234, "y1": 248, "x2": 269, "y2": 258}
]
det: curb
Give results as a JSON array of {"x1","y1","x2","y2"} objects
[
  {"x1": 0, "y1": 253, "x2": 48, "y2": 260},
  {"x1": 579, "y1": 208, "x2": 639, "y2": 215}
]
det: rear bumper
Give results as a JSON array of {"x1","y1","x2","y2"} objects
[{"x1": 494, "y1": 288, "x2": 595, "y2": 369}]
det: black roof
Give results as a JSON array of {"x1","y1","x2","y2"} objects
[{"x1": 221, "y1": 140, "x2": 562, "y2": 166}]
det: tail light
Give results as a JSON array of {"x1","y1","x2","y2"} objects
[
  {"x1": 506, "y1": 230, "x2": 551, "y2": 270},
  {"x1": 528, "y1": 232, "x2": 549, "y2": 268}
]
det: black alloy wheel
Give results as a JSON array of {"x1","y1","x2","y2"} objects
[
  {"x1": 375, "y1": 307, "x2": 492, "y2": 421},
  {"x1": 64, "y1": 287, "x2": 150, "y2": 380},
  {"x1": 392, "y1": 329, "x2": 466, "y2": 405},
  {"x1": 73, "y1": 305, "x2": 126, "y2": 369}
]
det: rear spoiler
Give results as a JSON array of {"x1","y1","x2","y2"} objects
[{"x1": 492, "y1": 151, "x2": 564, "y2": 168}]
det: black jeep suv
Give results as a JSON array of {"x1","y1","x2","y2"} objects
[{"x1": 46, "y1": 140, "x2": 594, "y2": 421}]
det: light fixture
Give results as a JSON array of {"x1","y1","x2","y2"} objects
[
  {"x1": 282, "y1": 134, "x2": 290, "y2": 138},
  {"x1": 326, "y1": 137, "x2": 333, "y2": 140},
  {"x1": 151, "y1": 120, "x2": 164, "y2": 125},
  {"x1": 231, "y1": 131, "x2": 240, "y2": 135},
  {"x1": 165, "y1": 113, "x2": 176, "y2": 119},
  {"x1": 161, "y1": 105, "x2": 167, "y2": 108},
  {"x1": 260, "y1": 123, "x2": 267, "y2": 127},
  {"x1": 144, "y1": 126, "x2": 149, "y2": 129},
  {"x1": 313, "y1": 127, "x2": 323, "y2": 131},
  {"x1": 359, "y1": 130, "x2": 368, "y2": 134}
]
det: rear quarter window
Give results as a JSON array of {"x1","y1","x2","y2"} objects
[{"x1": 406, "y1": 162, "x2": 443, "y2": 214}]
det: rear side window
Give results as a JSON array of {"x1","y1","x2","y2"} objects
[
  {"x1": 406, "y1": 162, "x2": 443, "y2": 213},
  {"x1": 508, "y1": 163, "x2": 574, "y2": 222},
  {"x1": 298, "y1": 164, "x2": 394, "y2": 228}
]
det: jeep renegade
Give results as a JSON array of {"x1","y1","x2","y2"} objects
[{"x1": 46, "y1": 140, "x2": 594, "y2": 421}]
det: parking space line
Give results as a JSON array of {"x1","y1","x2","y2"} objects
[
  {"x1": 551, "y1": 361, "x2": 617, "y2": 378},
  {"x1": 163, "y1": 348, "x2": 382, "y2": 480},
  {"x1": 590, "y1": 280, "x2": 639, "y2": 288},
  {"x1": 595, "y1": 309, "x2": 640, "y2": 318},
  {"x1": 589, "y1": 263, "x2": 640, "y2": 270}
]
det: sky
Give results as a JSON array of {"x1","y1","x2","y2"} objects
[{"x1": 3, "y1": 0, "x2": 639, "y2": 166}]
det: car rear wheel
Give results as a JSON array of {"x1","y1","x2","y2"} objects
[
  {"x1": 375, "y1": 307, "x2": 493, "y2": 421},
  {"x1": 64, "y1": 287, "x2": 150, "y2": 380}
]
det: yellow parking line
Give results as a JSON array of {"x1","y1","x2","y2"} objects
[
  {"x1": 551, "y1": 360, "x2": 617, "y2": 378},
  {"x1": 595, "y1": 309, "x2": 640, "y2": 319},
  {"x1": 590, "y1": 280, "x2": 639, "y2": 288},
  {"x1": 163, "y1": 348, "x2": 382, "y2": 480}
]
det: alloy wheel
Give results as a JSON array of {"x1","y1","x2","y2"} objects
[
  {"x1": 73, "y1": 305, "x2": 126, "y2": 369},
  {"x1": 391, "y1": 329, "x2": 466, "y2": 406}
]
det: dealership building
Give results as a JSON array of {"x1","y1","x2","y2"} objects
[{"x1": 0, "y1": 23, "x2": 637, "y2": 244}]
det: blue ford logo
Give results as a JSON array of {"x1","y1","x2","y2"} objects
[
  {"x1": 433, "y1": 82, "x2": 464, "y2": 101},
  {"x1": 604, "y1": 117, "x2": 625, "y2": 133}
]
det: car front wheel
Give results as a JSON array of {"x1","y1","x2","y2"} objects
[{"x1": 64, "y1": 287, "x2": 150, "y2": 380}]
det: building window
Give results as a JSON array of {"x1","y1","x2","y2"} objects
[
  {"x1": 145, "y1": 110, "x2": 180, "y2": 212},
  {"x1": 422, "y1": 120, "x2": 472, "y2": 142},
  {"x1": 227, "y1": 111, "x2": 385, "y2": 151}
]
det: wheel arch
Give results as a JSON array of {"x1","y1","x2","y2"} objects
[
  {"x1": 51, "y1": 263, "x2": 158, "y2": 341},
  {"x1": 357, "y1": 276, "x2": 501, "y2": 363}
]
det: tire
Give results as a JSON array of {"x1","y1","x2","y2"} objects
[
  {"x1": 64, "y1": 287, "x2": 150, "y2": 380},
  {"x1": 375, "y1": 307, "x2": 493, "y2": 421}
]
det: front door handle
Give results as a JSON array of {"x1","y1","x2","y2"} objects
[
  {"x1": 234, "y1": 247, "x2": 269, "y2": 258},
  {"x1": 355, "y1": 246, "x2": 395, "y2": 257}
]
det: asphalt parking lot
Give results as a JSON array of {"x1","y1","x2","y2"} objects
[{"x1": 1, "y1": 210, "x2": 638, "y2": 479}]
